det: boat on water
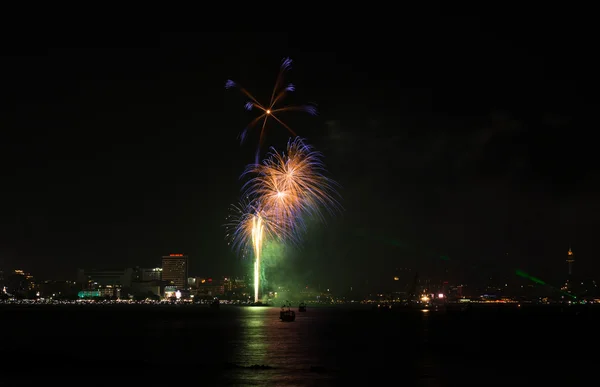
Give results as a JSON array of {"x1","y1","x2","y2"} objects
[
  {"x1": 210, "y1": 297, "x2": 220, "y2": 309},
  {"x1": 299, "y1": 302, "x2": 307, "y2": 312},
  {"x1": 280, "y1": 302, "x2": 296, "y2": 322},
  {"x1": 280, "y1": 309, "x2": 296, "y2": 322}
]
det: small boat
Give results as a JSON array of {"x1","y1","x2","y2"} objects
[
  {"x1": 210, "y1": 297, "x2": 220, "y2": 309},
  {"x1": 299, "y1": 302, "x2": 307, "y2": 312},
  {"x1": 280, "y1": 302, "x2": 296, "y2": 322},
  {"x1": 280, "y1": 309, "x2": 296, "y2": 322}
]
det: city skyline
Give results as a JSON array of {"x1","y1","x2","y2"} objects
[
  {"x1": 0, "y1": 245, "x2": 587, "y2": 294},
  {"x1": 1, "y1": 27, "x2": 597, "y2": 288}
]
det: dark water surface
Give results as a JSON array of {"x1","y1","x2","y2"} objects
[{"x1": 0, "y1": 304, "x2": 596, "y2": 385}]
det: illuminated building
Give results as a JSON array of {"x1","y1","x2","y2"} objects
[
  {"x1": 223, "y1": 277, "x2": 233, "y2": 292},
  {"x1": 164, "y1": 285, "x2": 177, "y2": 298},
  {"x1": 5, "y1": 270, "x2": 36, "y2": 295},
  {"x1": 161, "y1": 254, "x2": 188, "y2": 289},
  {"x1": 567, "y1": 246, "x2": 574, "y2": 276},
  {"x1": 187, "y1": 277, "x2": 198, "y2": 288},
  {"x1": 16, "y1": 270, "x2": 35, "y2": 290},
  {"x1": 78, "y1": 290, "x2": 101, "y2": 298},
  {"x1": 195, "y1": 278, "x2": 224, "y2": 296},
  {"x1": 77, "y1": 268, "x2": 134, "y2": 288},
  {"x1": 130, "y1": 267, "x2": 163, "y2": 298},
  {"x1": 134, "y1": 267, "x2": 162, "y2": 281},
  {"x1": 77, "y1": 288, "x2": 119, "y2": 298},
  {"x1": 233, "y1": 278, "x2": 247, "y2": 289}
]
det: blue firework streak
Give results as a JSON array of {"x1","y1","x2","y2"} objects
[{"x1": 224, "y1": 57, "x2": 317, "y2": 163}]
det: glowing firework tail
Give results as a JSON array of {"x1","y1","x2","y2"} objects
[
  {"x1": 225, "y1": 200, "x2": 293, "y2": 255},
  {"x1": 225, "y1": 58, "x2": 317, "y2": 163},
  {"x1": 251, "y1": 215, "x2": 264, "y2": 302},
  {"x1": 225, "y1": 201, "x2": 291, "y2": 303}
]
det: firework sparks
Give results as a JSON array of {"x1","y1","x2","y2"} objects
[
  {"x1": 225, "y1": 138, "x2": 341, "y2": 303},
  {"x1": 225, "y1": 58, "x2": 317, "y2": 162},
  {"x1": 225, "y1": 200, "x2": 293, "y2": 255},
  {"x1": 242, "y1": 137, "x2": 341, "y2": 230}
]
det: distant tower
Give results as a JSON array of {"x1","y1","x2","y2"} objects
[{"x1": 566, "y1": 246, "x2": 574, "y2": 276}]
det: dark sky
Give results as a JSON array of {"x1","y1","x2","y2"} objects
[{"x1": 1, "y1": 14, "x2": 598, "y2": 289}]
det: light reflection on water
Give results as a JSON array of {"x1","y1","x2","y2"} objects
[
  {"x1": 222, "y1": 305, "x2": 444, "y2": 385},
  {"x1": 225, "y1": 307, "x2": 332, "y2": 385},
  {"x1": 2, "y1": 303, "x2": 594, "y2": 385}
]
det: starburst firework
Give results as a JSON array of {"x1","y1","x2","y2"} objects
[
  {"x1": 225, "y1": 58, "x2": 317, "y2": 162},
  {"x1": 242, "y1": 137, "x2": 341, "y2": 233}
]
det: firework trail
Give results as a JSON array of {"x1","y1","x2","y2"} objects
[
  {"x1": 225, "y1": 200, "x2": 292, "y2": 303},
  {"x1": 226, "y1": 138, "x2": 341, "y2": 302},
  {"x1": 225, "y1": 200, "x2": 293, "y2": 257},
  {"x1": 251, "y1": 215, "x2": 263, "y2": 303},
  {"x1": 225, "y1": 58, "x2": 317, "y2": 163}
]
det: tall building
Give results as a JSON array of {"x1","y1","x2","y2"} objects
[
  {"x1": 567, "y1": 246, "x2": 575, "y2": 276},
  {"x1": 162, "y1": 254, "x2": 188, "y2": 289}
]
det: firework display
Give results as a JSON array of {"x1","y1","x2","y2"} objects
[
  {"x1": 225, "y1": 57, "x2": 317, "y2": 163},
  {"x1": 225, "y1": 59, "x2": 339, "y2": 303},
  {"x1": 242, "y1": 138, "x2": 340, "y2": 234}
]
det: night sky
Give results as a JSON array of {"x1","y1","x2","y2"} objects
[{"x1": 1, "y1": 16, "x2": 597, "y2": 289}]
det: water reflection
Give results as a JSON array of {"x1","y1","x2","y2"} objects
[
  {"x1": 418, "y1": 304, "x2": 441, "y2": 383},
  {"x1": 225, "y1": 306, "x2": 331, "y2": 385},
  {"x1": 236, "y1": 307, "x2": 269, "y2": 365},
  {"x1": 1, "y1": 303, "x2": 594, "y2": 385}
]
